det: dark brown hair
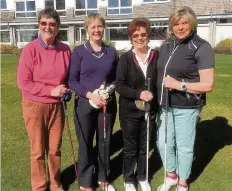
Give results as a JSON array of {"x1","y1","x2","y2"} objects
[{"x1": 127, "y1": 18, "x2": 151, "y2": 39}]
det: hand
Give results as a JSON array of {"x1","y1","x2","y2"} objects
[
  {"x1": 163, "y1": 76, "x2": 181, "y2": 90},
  {"x1": 90, "y1": 94, "x2": 107, "y2": 107},
  {"x1": 140, "y1": 90, "x2": 153, "y2": 102},
  {"x1": 61, "y1": 89, "x2": 72, "y2": 102},
  {"x1": 50, "y1": 84, "x2": 67, "y2": 97}
]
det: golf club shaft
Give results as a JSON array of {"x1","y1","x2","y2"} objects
[
  {"x1": 103, "y1": 105, "x2": 107, "y2": 191},
  {"x1": 62, "y1": 101, "x2": 79, "y2": 186},
  {"x1": 146, "y1": 78, "x2": 151, "y2": 187},
  {"x1": 164, "y1": 87, "x2": 169, "y2": 190}
]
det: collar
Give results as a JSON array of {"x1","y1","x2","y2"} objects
[
  {"x1": 170, "y1": 30, "x2": 197, "y2": 44},
  {"x1": 132, "y1": 47, "x2": 156, "y2": 68},
  {"x1": 38, "y1": 35, "x2": 56, "y2": 49},
  {"x1": 84, "y1": 40, "x2": 107, "y2": 54}
]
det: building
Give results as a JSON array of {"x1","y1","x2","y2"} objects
[{"x1": 0, "y1": 0, "x2": 232, "y2": 50}]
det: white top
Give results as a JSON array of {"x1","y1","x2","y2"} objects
[{"x1": 132, "y1": 47, "x2": 151, "y2": 78}]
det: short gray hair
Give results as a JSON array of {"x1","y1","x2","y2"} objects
[{"x1": 38, "y1": 8, "x2": 61, "y2": 28}]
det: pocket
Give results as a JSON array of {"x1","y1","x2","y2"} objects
[{"x1": 22, "y1": 98, "x2": 38, "y2": 118}]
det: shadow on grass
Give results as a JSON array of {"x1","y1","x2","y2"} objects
[
  {"x1": 149, "y1": 124, "x2": 162, "y2": 182},
  {"x1": 109, "y1": 129, "x2": 123, "y2": 182},
  {"x1": 61, "y1": 164, "x2": 78, "y2": 191},
  {"x1": 189, "y1": 116, "x2": 232, "y2": 183}
]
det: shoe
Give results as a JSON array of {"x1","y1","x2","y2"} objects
[
  {"x1": 176, "y1": 185, "x2": 189, "y2": 191},
  {"x1": 124, "y1": 182, "x2": 137, "y2": 191},
  {"x1": 138, "y1": 180, "x2": 151, "y2": 191},
  {"x1": 157, "y1": 176, "x2": 178, "y2": 191},
  {"x1": 98, "y1": 182, "x2": 116, "y2": 191}
]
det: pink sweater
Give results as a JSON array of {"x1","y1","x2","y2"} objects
[{"x1": 17, "y1": 38, "x2": 71, "y2": 103}]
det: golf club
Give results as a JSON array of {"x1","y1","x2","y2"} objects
[
  {"x1": 102, "y1": 104, "x2": 107, "y2": 191},
  {"x1": 164, "y1": 87, "x2": 169, "y2": 190},
  {"x1": 61, "y1": 91, "x2": 79, "y2": 187},
  {"x1": 145, "y1": 77, "x2": 151, "y2": 190}
]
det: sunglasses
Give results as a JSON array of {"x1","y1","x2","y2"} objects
[
  {"x1": 132, "y1": 33, "x2": 147, "y2": 39},
  {"x1": 40, "y1": 21, "x2": 57, "y2": 27}
]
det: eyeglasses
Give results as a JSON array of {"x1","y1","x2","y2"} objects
[
  {"x1": 40, "y1": 21, "x2": 57, "y2": 27},
  {"x1": 132, "y1": 33, "x2": 147, "y2": 39}
]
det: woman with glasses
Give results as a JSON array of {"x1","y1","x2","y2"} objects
[
  {"x1": 17, "y1": 8, "x2": 71, "y2": 191},
  {"x1": 115, "y1": 18, "x2": 158, "y2": 191},
  {"x1": 68, "y1": 13, "x2": 118, "y2": 191}
]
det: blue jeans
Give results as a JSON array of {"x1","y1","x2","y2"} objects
[{"x1": 156, "y1": 107, "x2": 201, "y2": 179}]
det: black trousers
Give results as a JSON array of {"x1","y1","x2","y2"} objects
[
  {"x1": 120, "y1": 115, "x2": 151, "y2": 183},
  {"x1": 74, "y1": 97, "x2": 117, "y2": 188}
]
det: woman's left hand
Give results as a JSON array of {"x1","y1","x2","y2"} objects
[{"x1": 163, "y1": 76, "x2": 181, "y2": 90}]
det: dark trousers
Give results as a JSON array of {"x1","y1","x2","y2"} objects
[
  {"x1": 74, "y1": 97, "x2": 117, "y2": 188},
  {"x1": 120, "y1": 115, "x2": 150, "y2": 183}
]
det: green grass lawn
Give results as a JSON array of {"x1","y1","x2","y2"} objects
[{"x1": 1, "y1": 54, "x2": 232, "y2": 191}]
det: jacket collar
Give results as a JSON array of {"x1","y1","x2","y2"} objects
[
  {"x1": 170, "y1": 30, "x2": 197, "y2": 44},
  {"x1": 131, "y1": 48, "x2": 156, "y2": 68}
]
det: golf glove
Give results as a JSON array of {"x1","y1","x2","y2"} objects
[{"x1": 98, "y1": 83, "x2": 115, "y2": 100}]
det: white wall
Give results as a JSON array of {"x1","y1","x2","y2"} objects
[
  {"x1": 215, "y1": 24, "x2": 232, "y2": 45},
  {"x1": 197, "y1": 25, "x2": 210, "y2": 43},
  {"x1": 6, "y1": 0, "x2": 14, "y2": 10},
  {"x1": 36, "y1": 0, "x2": 44, "y2": 9},
  {"x1": 66, "y1": 0, "x2": 75, "y2": 8}
]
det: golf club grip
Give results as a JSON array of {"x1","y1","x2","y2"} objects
[{"x1": 147, "y1": 78, "x2": 151, "y2": 91}]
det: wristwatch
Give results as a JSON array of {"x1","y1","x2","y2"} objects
[{"x1": 181, "y1": 81, "x2": 187, "y2": 91}]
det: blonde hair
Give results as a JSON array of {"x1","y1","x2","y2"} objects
[
  {"x1": 169, "y1": 6, "x2": 197, "y2": 34},
  {"x1": 84, "y1": 13, "x2": 105, "y2": 31}
]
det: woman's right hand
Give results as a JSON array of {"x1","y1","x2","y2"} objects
[
  {"x1": 90, "y1": 94, "x2": 107, "y2": 107},
  {"x1": 50, "y1": 84, "x2": 67, "y2": 97},
  {"x1": 140, "y1": 90, "x2": 153, "y2": 102}
]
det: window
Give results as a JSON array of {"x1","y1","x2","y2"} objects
[
  {"x1": 151, "y1": 27, "x2": 167, "y2": 40},
  {"x1": 15, "y1": 0, "x2": 36, "y2": 18},
  {"x1": 57, "y1": 30, "x2": 68, "y2": 41},
  {"x1": 45, "y1": 0, "x2": 66, "y2": 16},
  {"x1": 150, "y1": 21, "x2": 168, "y2": 40},
  {"x1": 106, "y1": 24, "x2": 128, "y2": 40},
  {"x1": 56, "y1": 25, "x2": 68, "y2": 41},
  {"x1": 75, "y1": 0, "x2": 98, "y2": 16},
  {"x1": 143, "y1": 0, "x2": 171, "y2": 3},
  {"x1": 16, "y1": 25, "x2": 38, "y2": 42},
  {"x1": 198, "y1": 19, "x2": 209, "y2": 24},
  {"x1": 76, "y1": 28, "x2": 87, "y2": 42},
  {"x1": 109, "y1": 28, "x2": 128, "y2": 40},
  {"x1": 0, "y1": 25, "x2": 10, "y2": 42},
  {"x1": 219, "y1": 19, "x2": 227, "y2": 23},
  {"x1": 0, "y1": 0, "x2": 7, "y2": 9},
  {"x1": 108, "y1": 0, "x2": 132, "y2": 15}
]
